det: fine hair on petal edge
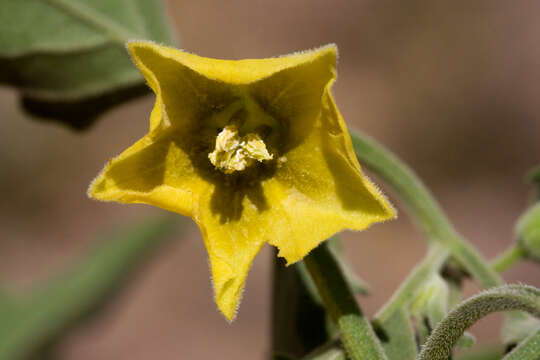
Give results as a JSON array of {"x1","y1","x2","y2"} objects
[
  {"x1": 125, "y1": 39, "x2": 338, "y2": 63},
  {"x1": 362, "y1": 172, "x2": 398, "y2": 221},
  {"x1": 206, "y1": 257, "x2": 245, "y2": 323}
]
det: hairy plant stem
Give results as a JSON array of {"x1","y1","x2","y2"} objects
[
  {"x1": 418, "y1": 285, "x2": 540, "y2": 360},
  {"x1": 492, "y1": 245, "x2": 527, "y2": 273},
  {"x1": 350, "y1": 131, "x2": 503, "y2": 317},
  {"x1": 303, "y1": 242, "x2": 387, "y2": 360},
  {"x1": 375, "y1": 245, "x2": 449, "y2": 322}
]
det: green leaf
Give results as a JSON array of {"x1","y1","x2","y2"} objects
[
  {"x1": 456, "y1": 347, "x2": 505, "y2": 360},
  {"x1": 0, "y1": 216, "x2": 178, "y2": 360},
  {"x1": 503, "y1": 330, "x2": 540, "y2": 360},
  {"x1": 0, "y1": 288, "x2": 14, "y2": 312},
  {"x1": 409, "y1": 273, "x2": 449, "y2": 338},
  {"x1": 0, "y1": 0, "x2": 176, "y2": 129},
  {"x1": 374, "y1": 245, "x2": 449, "y2": 324},
  {"x1": 502, "y1": 311, "x2": 540, "y2": 345},
  {"x1": 373, "y1": 308, "x2": 416, "y2": 360}
]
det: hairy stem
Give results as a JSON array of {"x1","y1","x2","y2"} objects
[
  {"x1": 492, "y1": 245, "x2": 527, "y2": 273},
  {"x1": 350, "y1": 131, "x2": 454, "y2": 240},
  {"x1": 375, "y1": 245, "x2": 449, "y2": 322},
  {"x1": 271, "y1": 252, "x2": 328, "y2": 358},
  {"x1": 303, "y1": 242, "x2": 387, "y2": 360},
  {"x1": 418, "y1": 285, "x2": 540, "y2": 360},
  {"x1": 351, "y1": 131, "x2": 502, "y2": 289}
]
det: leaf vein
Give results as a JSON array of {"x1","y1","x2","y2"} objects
[{"x1": 41, "y1": 0, "x2": 143, "y2": 44}]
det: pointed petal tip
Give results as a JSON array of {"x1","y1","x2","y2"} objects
[
  {"x1": 388, "y1": 205, "x2": 398, "y2": 221},
  {"x1": 87, "y1": 172, "x2": 104, "y2": 200},
  {"x1": 220, "y1": 305, "x2": 238, "y2": 323},
  {"x1": 125, "y1": 40, "x2": 177, "y2": 70},
  {"x1": 126, "y1": 39, "x2": 161, "y2": 53},
  {"x1": 86, "y1": 160, "x2": 114, "y2": 202},
  {"x1": 360, "y1": 172, "x2": 398, "y2": 222},
  {"x1": 298, "y1": 43, "x2": 338, "y2": 66},
  {"x1": 86, "y1": 179, "x2": 112, "y2": 203},
  {"x1": 207, "y1": 255, "x2": 247, "y2": 323},
  {"x1": 379, "y1": 193, "x2": 398, "y2": 222},
  {"x1": 215, "y1": 283, "x2": 243, "y2": 323},
  {"x1": 125, "y1": 40, "x2": 166, "y2": 68},
  {"x1": 125, "y1": 40, "x2": 150, "y2": 59},
  {"x1": 296, "y1": 43, "x2": 337, "y2": 57},
  {"x1": 319, "y1": 43, "x2": 338, "y2": 56},
  {"x1": 375, "y1": 193, "x2": 398, "y2": 223}
]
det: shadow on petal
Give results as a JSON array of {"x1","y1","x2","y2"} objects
[
  {"x1": 170, "y1": 129, "x2": 274, "y2": 224},
  {"x1": 210, "y1": 181, "x2": 270, "y2": 224},
  {"x1": 93, "y1": 136, "x2": 169, "y2": 195},
  {"x1": 322, "y1": 135, "x2": 388, "y2": 215},
  {"x1": 320, "y1": 93, "x2": 392, "y2": 218}
]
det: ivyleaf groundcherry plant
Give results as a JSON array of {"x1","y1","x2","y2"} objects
[
  {"x1": 88, "y1": 42, "x2": 396, "y2": 321},
  {"x1": 2, "y1": 1, "x2": 538, "y2": 358}
]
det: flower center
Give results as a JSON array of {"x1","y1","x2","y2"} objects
[{"x1": 208, "y1": 125, "x2": 273, "y2": 174}]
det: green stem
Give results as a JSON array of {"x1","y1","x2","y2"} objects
[
  {"x1": 492, "y1": 245, "x2": 527, "y2": 273},
  {"x1": 351, "y1": 131, "x2": 502, "y2": 290},
  {"x1": 350, "y1": 131, "x2": 453, "y2": 240},
  {"x1": 303, "y1": 242, "x2": 387, "y2": 360},
  {"x1": 375, "y1": 245, "x2": 449, "y2": 322},
  {"x1": 418, "y1": 285, "x2": 540, "y2": 360},
  {"x1": 271, "y1": 252, "x2": 328, "y2": 358},
  {"x1": 449, "y1": 240, "x2": 500, "y2": 288},
  {"x1": 491, "y1": 243, "x2": 526, "y2": 273}
]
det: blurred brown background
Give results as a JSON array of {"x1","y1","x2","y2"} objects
[{"x1": 1, "y1": 0, "x2": 540, "y2": 358}]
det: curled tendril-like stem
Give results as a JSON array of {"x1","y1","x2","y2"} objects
[{"x1": 418, "y1": 285, "x2": 540, "y2": 360}]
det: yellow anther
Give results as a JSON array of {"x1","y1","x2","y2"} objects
[{"x1": 208, "y1": 125, "x2": 273, "y2": 174}]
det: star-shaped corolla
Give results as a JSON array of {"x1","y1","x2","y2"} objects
[{"x1": 89, "y1": 41, "x2": 396, "y2": 320}]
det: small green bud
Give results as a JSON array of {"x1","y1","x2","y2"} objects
[
  {"x1": 410, "y1": 274, "x2": 449, "y2": 340},
  {"x1": 527, "y1": 165, "x2": 540, "y2": 201},
  {"x1": 516, "y1": 203, "x2": 540, "y2": 262}
]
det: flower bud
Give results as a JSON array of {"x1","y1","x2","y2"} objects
[
  {"x1": 527, "y1": 166, "x2": 540, "y2": 201},
  {"x1": 516, "y1": 203, "x2": 540, "y2": 262},
  {"x1": 410, "y1": 274, "x2": 449, "y2": 341}
]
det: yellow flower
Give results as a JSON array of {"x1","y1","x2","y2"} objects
[{"x1": 89, "y1": 41, "x2": 396, "y2": 320}]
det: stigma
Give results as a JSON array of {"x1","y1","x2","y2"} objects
[{"x1": 208, "y1": 125, "x2": 273, "y2": 174}]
